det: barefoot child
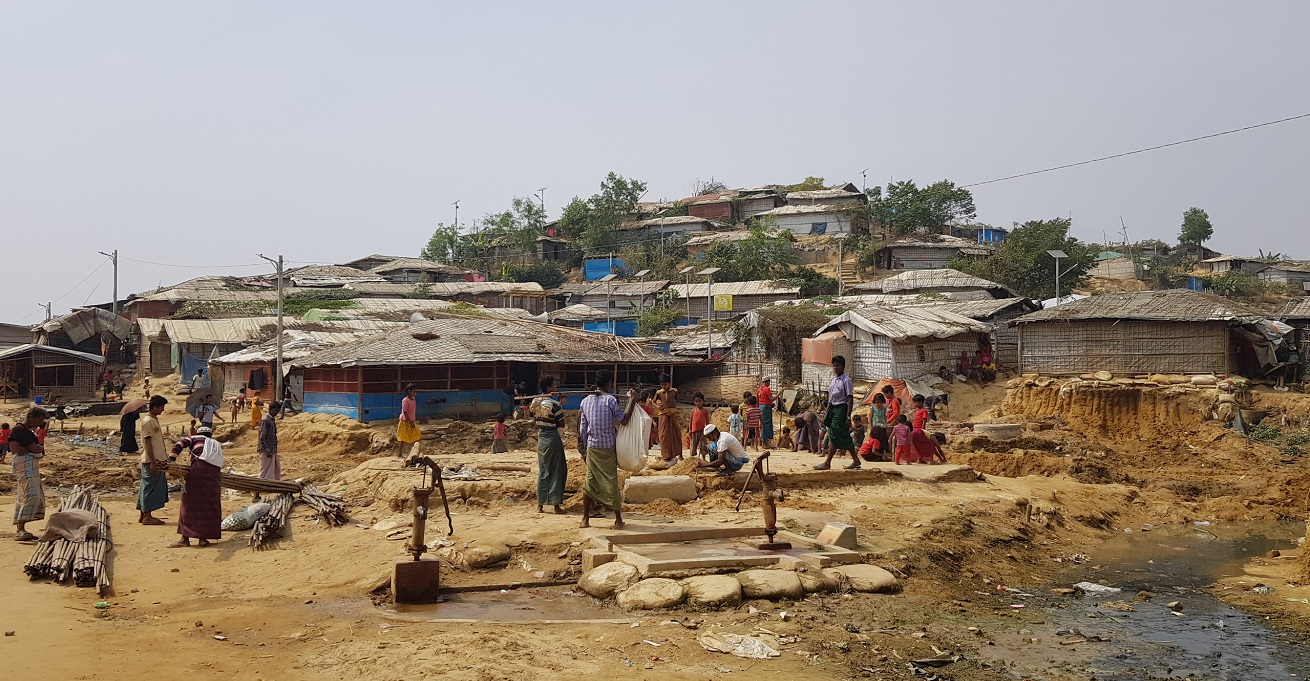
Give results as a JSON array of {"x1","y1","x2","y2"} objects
[
  {"x1": 728, "y1": 404, "x2": 743, "y2": 441},
  {"x1": 745, "y1": 395, "x2": 762, "y2": 451},
  {"x1": 777, "y1": 425, "x2": 794, "y2": 450},
  {"x1": 891, "y1": 414, "x2": 913, "y2": 464},
  {"x1": 491, "y1": 414, "x2": 509, "y2": 453},
  {"x1": 688, "y1": 392, "x2": 709, "y2": 458}
]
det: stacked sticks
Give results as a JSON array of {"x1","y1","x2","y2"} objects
[
  {"x1": 249, "y1": 493, "x2": 295, "y2": 549},
  {"x1": 24, "y1": 485, "x2": 113, "y2": 594},
  {"x1": 299, "y1": 483, "x2": 348, "y2": 527}
]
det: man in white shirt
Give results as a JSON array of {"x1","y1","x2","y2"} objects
[
  {"x1": 698, "y1": 424, "x2": 750, "y2": 474},
  {"x1": 196, "y1": 394, "x2": 225, "y2": 431}
]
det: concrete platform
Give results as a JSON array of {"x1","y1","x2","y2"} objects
[
  {"x1": 580, "y1": 522, "x2": 861, "y2": 576},
  {"x1": 699, "y1": 456, "x2": 979, "y2": 491}
]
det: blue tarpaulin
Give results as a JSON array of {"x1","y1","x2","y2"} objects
[{"x1": 179, "y1": 350, "x2": 209, "y2": 388}]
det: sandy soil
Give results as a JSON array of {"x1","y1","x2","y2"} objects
[{"x1": 3, "y1": 377, "x2": 1309, "y2": 680}]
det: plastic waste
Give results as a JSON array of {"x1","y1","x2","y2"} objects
[
  {"x1": 220, "y1": 502, "x2": 271, "y2": 531},
  {"x1": 616, "y1": 406, "x2": 652, "y2": 473},
  {"x1": 698, "y1": 632, "x2": 781, "y2": 659},
  {"x1": 1073, "y1": 581, "x2": 1121, "y2": 594}
]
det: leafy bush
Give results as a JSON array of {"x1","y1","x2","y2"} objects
[
  {"x1": 752, "y1": 303, "x2": 834, "y2": 383},
  {"x1": 635, "y1": 306, "x2": 682, "y2": 336},
  {"x1": 1208, "y1": 270, "x2": 1266, "y2": 297},
  {"x1": 774, "y1": 266, "x2": 838, "y2": 295},
  {"x1": 499, "y1": 261, "x2": 565, "y2": 289},
  {"x1": 281, "y1": 289, "x2": 360, "y2": 316}
]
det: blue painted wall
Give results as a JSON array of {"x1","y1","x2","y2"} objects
[
  {"x1": 341, "y1": 389, "x2": 514, "y2": 423},
  {"x1": 583, "y1": 320, "x2": 638, "y2": 336},
  {"x1": 303, "y1": 392, "x2": 361, "y2": 420}
]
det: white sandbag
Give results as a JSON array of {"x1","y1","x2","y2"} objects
[
  {"x1": 616, "y1": 405, "x2": 652, "y2": 473},
  {"x1": 221, "y1": 502, "x2": 271, "y2": 531}
]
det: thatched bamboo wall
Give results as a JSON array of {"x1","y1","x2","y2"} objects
[{"x1": 1018, "y1": 319, "x2": 1228, "y2": 375}]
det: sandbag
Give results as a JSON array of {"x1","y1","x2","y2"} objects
[
  {"x1": 221, "y1": 502, "x2": 271, "y2": 531},
  {"x1": 616, "y1": 406, "x2": 652, "y2": 473}
]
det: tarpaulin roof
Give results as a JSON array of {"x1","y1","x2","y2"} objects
[
  {"x1": 816, "y1": 306, "x2": 989, "y2": 342},
  {"x1": 1017, "y1": 289, "x2": 1267, "y2": 324},
  {"x1": 36, "y1": 308, "x2": 132, "y2": 343}
]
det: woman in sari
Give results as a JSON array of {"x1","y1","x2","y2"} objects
[
  {"x1": 249, "y1": 396, "x2": 263, "y2": 428},
  {"x1": 396, "y1": 384, "x2": 422, "y2": 458},
  {"x1": 169, "y1": 425, "x2": 223, "y2": 547},
  {"x1": 10, "y1": 408, "x2": 48, "y2": 542},
  {"x1": 653, "y1": 374, "x2": 682, "y2": 463},
  {"x1": 909, "y1": 395, "x2": 939, "y2": 464}
]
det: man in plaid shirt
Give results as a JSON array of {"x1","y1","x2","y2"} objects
[{"x1": 578, "y1": 369, "x2": 637, "y2": 529}]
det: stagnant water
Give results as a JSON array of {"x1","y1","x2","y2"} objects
[{"x1": 977, "y1": 522, "x2": 1309, "y2": 680}]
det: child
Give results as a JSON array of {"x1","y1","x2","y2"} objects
[
  {"x1": 740, "y1": 392, "x2": 752, "y2": 420},
  {"x1": 858, "y1": 431, "x2": 884, "y2": 462},
  {"x1": 637, "y1": 390, "x2": 657, "y2": 446},
  {"x1": 728, "y1": 404, "x2": 743, "y2": 440},
  {"x1": 491, "y1": 414, "x2": 509, "y2": 453},
  {"x1": 688, "y1": 392, "x2": 709, "y2": 459},
  {"x1": 143, "y1": 377, "x2": 151, "y2": 399},
  {"x1": 189, "y1": 418, "x2": 198, "y2": 436},
  {"x1": 745, "y1": 396, "x2": 762, "y2": 450},
  {"x1": 851, "y1": 414, "x2": 866, "y2": 455},
  {"x1": 891, "y1": 414, "x2": 912, "y2": 465},
  {"x1": 777, "y1": 425, "x2": 794, "y2": 450},
  {"x1": 928, "y1": 432, "x2": 949, "y2": 464},
  {"x1": 0, "y1": 422, "x2": 9, "y2": 463}
]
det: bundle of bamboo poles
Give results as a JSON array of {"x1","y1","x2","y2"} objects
[
  {"x1": 249, "y1": 493, "x2": 294, "y2": 548},
  {"x1": 167, "y1": 463, "x2": 302, "y2": 494},
  {"x1": 299, "y1": 483, "x2": 348, "y2": 526},
  {"x1": 23, "y1": 485, "x2": 113, "y2": 594}
]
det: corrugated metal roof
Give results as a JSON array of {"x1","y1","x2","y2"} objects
[
  {"x1": 681, "y1": 192, "x2": 734, "y2": 205},
  {"x1": 854, "y1": 269, "x2": 1010, "y2": 294},
  {"x1": 581, "y1": 280, "x2": 670, "y2": 297},
  {"x1": 666, "y1": 280, "x2": 802, "y2": 298},
  {"x1": 284, "y1": 264, "x2": 373, "y2": 278},
  {"x1": 880, "y1": 234, "x2": 989, "y2": 250},
  {"x1": 36, "y1": 307, "x2": 133, "y2": 343},
  {"x1": 902, "y1": 298, "x2": 1037, "y2": 319},
  {"x1": 816, "y1": 306, "x2": 989, "y2": 341},
  {"x1": 619, "y1": 216, "x2": 725, "y2": 231},
  {"x1": 344, "y1": 281, "x2": 545, "y2": 297},
  {"x1": 1015, "y1": 289, "x2": 1267, "y2": 324},
  {"x1": 785, "y1": 189, "x2": 863, "y2": 200},
  {"x1": 548, "y1": 304, "x2": 612, "y2": 323},
  {"x1": 154, "y1": 318, "x2": 402, "y2": 345},
  {"x1": 368, "y1": 257, "x2": 469, "y2": 274},
  {"x1": 668, "y1": 331, "x2": 732, "y2": 355},
  {"x1": 296, "y1": 317, "x2": 687, "y2": 368},
  {"x1": 685, "y1": 231, "x2": 755, "y2": 247},
  {"x1": 757, "y1": 204, "x2": 845, "y2": 217},
  {"x1": 0, "y1": 344, "x2": 104, "y2": 364},
  {"x1": 1279, "y1": 297, "x2": 1310, "y2": 320},
  {"x1": 210, "y1": 328, "x2": 401, "y2": 364}
]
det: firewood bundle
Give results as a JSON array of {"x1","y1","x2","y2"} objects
[
  {"x1": 249, "y1": 493, "x2": 294, "y2": 549},
  {"x1": 24, "y1": 485, "x2": 112, "y2": 594},
  {"x1": 299, "y1": 483, "x2": 349, "y2": 527}
]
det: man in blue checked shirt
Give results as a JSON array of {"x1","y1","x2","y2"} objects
[{"x1": 578, "y1": 369, "x2": 638, "y2": 529}]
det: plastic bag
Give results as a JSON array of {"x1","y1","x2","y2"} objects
[
  {"x1": 221, "y1": 502, "x2": 271, "y2": 531},
  {"x1": 616, "y1": 406, "x2": 652, "y2": 473}
]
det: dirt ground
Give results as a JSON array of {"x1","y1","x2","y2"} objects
[{"x1": 3, "y1": 375, "x2": 1309, "y2": 680}]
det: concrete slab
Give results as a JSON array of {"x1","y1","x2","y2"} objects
[
  {"x1": 815, "y1": 522, "x2": 859, "y2": 549},
  {"x1": 623, "y1": 475, "x2": 697, "y2": 504}
]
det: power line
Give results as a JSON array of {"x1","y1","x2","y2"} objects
[
  {"x1": 963, "y1": 111, "x2": 1310, "y2": 188},
  {"x1": 120, "y1": 256, "x2": 265, "y2": 268}
]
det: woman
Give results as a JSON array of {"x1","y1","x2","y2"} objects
[
  {"x1": 909, "y1": 395, "x2": 939, "y2": 464},
  {"x1": 532, "y1": 376, "x2": 567, "y2": 514},
  {"x1": 397, "y1": 384, "x2": 421, "y2": 458},
  {"x1": 815, "y1": 355, "x2": 858, "y2": 470},
  {"x1": 249, "y1": 396, "x2": 263, "y2": 428},
  {"x1": 119, "y1": 406, "x2": 142, "y2": 458},
  {"x1": 653, "y1": 374, "x2": 682, "y2": 463},
  {"x1": 169, "y1": 425, "x2": 224, "y2": 547}
]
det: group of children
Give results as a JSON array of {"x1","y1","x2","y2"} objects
[{"x1": 726, "y1": 391, "x2": 767, "y2": 450}]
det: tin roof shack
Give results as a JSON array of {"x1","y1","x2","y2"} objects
[
  {"x1": 1197, "y1": 255, "x2": 1267, "y2": 276},
  {"x1": 294, "y1": 317, "x2": 695, "y2": 422},
  {"x1": 871, "y1": 235, "x2": 992, "y2": 270},
  {"x1": 682, "y1": 192, "x2": 736, "y2": 223},
  {"x1": 343, "y1": 281, "x2": 547, "y2": 315},
  {"x1": 547, "y1": 304, "x2": 612, "y2": 328},
  {"x1": 366, "y1": 257, "x2": 473, "y2": 284},
  {"x1": 1013, "y1": 289, "x2": 1291, "y2": 377},
  {"x1": 755, "y1": 204, "x2": 855, "y2": 235},
  {"x1": 1089, "y1": 252, "x2": 1147, "y2": 280},
  {"x1": 0, "y1": 323, "x2": 33, "y2": 351},
  {"x1": 851, "y1": 268, "x2": 1018, "y2": 300},
  {"x1": 125, "y1": 276, "x2": 283, "y2": 320},
  {"x1": 899, "y1": 297, "x2": 1039, "y2": 370},
  {"x1": 1280, "y1": 297, "x2": 1310, "y2": 381},
  {"x1": 784, "y1": 184, "x2": 867, "y2": 209},
  {"x1": 1257, "y1": 262, "x2": 1310, "y2": 290},
  {"x1": 618, "y1": 216, "x2": 726, "y2": 238},
  {"x1": 303, "y1": 299, "x2": 536, "y2": 322},
  {"x1": 536, "y1": 236, "x2": 568, "y2": 262},
  {"x1": 808, "y1": 306, "x2": 988, "y2": 386},
  {"x1": 579, "y1": 280, "x2": 669, "y2": 317},
  {"x1": 33, "y1": 308, "x2": 133, "y2": 362},
  {"x1": 208, "y1": 328, "x2": 398, "y2": 403},
  {"x1": 666, "y1": 280, "x2": 802, "y2": 322},
  {"x1": 0, "y1": 344, "x2": 104, "y2": 402}
]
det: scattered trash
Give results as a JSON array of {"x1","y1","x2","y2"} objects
[
  {"x1": 212, "y1": 635, "x2": 228, "y2": 641},
  {"x1": 642, "y1": 639, "x2": 662, "y2": 647},
  {"x1": 1010, "y1": 604, "x2": 1025, "y2": 609},
  {"x1": 4, "y1": 631, "x2": 14, "y2": 636},
  {"x1": 716, "y1": 666, "x2": 733, "y2": 673},
  {"x1": 998, "y1": 586, "x2": 1035, "y2": 596},
  {"x1": 1251, "y1": 584, "x2": 1275, "y2": 595},
  {"x1": 699, "y1": 632, "x2": 781, "y2": 659},
  {"x1": 910, "y1": 653, "x2": 959, "y2": 668},
  {"x1": 747, "y1": 605, "x2": 767, "y2": 616},
  {"x1": 93, "y1": 601, "x2": 110, "y2": 609},
  {"x1": 1073, "y1": 581, "x2": 1121, "y2": 594},
  {"x1": 1286, "y1": 598, "x2": 1310, "y2": 605},
  {"x1": 1193, "y1": 521, "x2": 1211, "y2": 527},
  {"x1": 1166, "y1": 601, "x2": 1182, "y2": 610},
  {"x1": 844, "y1": 623, "x2": 861, "y2": 634},
  {"x1": 1100, "y1": 601, "x2": 1137, "y2": 612},
  {"x1": 779, "y1": 611, "x2": 792, "y2": 622}
]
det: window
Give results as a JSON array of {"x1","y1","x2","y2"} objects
[
  {"x1": 916, "y1": 345, "x2": 927, "y2": 363},
  {"x1": 34, "y1": 365, "x2": 76, "y2": 387}
]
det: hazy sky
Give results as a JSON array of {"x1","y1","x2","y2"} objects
[{"x1": 3, "y1": 2, "x2": 1309, "y2": 323}]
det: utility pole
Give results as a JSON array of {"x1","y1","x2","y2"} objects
[
  {"x1": 699, "y1": 267, "x2": 720, "y2": 360},
  {"x1": 98, "y1": 249, "x2": 118, "y2": 315},
  {"x1": 258, "y1": 254, "x2": 285, "y2": 406},
  {"x1": 535, "y1": 187, "x2": 547, "y2": 216},
  {"x1": 41, "y1": 302, "x2": 51, "y2": 321},
  {"x1": 860, "y1": 168, "x2": 868, "y2": 194},
  {"x1": 679, "y1": 266, "x2": 694, "y2": 321},
  {"x1": 453, "y1": 200, "x2": 461, "y2": 233}
]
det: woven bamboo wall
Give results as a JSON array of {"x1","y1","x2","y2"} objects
[
  {"x1": 1019, "y1": 320, "x2": 1228, "y2": 375},
  {"x1": 890, "y1": 334, "x2": 982, "y2": 381}
]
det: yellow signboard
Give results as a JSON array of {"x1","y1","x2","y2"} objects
[{"x1": 713, "y1": 294, "x2": 733, "y2": 312}]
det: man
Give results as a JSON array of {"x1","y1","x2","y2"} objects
[
  {"x1": 10, "y1": 408, "x2": 48, "y2": 541},
  {"x1": 196, "y1": 393, "x2": 225, "y2": 431},
  {"x1": 396, "y1": 384, "x2": 421, "y2": 458},
  {"x1": 258, "y1": 401, "x2": 282, "y2": 480},
  {"x1": 281, "y1": 382, "x2": 298, "y2": 417},
  {"x1": 137, "y1": 395, "x2": 170, "y2": 525},
  {"x1": 697, "y1": 424, "x2": 750, "y2": 475},
  {"x1": 578, "y1": 369, "x2": 637, "y2": 530},
  {"x1": 757, "y1": 377, "x2": 775, "y2": 446},
  {"x1": 793, "y1": 410, "x2": 820, "y2": 453},
  {"x1": 532, "y1": 376, "x2": 567, "y2": 515},
  {"x1": 815, "y1": 355, "x2": 859, "y2": 470}
]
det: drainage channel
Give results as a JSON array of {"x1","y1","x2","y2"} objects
[{"x1": 977, "y1": 522, "x2": 1309, "y2": 680}]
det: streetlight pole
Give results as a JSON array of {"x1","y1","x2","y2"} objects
[
  {"x1": 98, "y1": 250, "x2": 118, "y2": 315},
  {"x1": 678, "y1": 266, "x2": 694, "y2": 321},
  {"x1": 536, "y1": 187, "x2": 547, "y2": 216},
  {"x1": 453, "y1": 200, "x2": 461, "y2": 233},
  {"x1": 634, "y1": 269, "x2": 651, "y2": 316},
  {"x1": 698, "y1": 267, "x2": 720, "y2": 360},
  {"x1": 599, "y1": 273, "x2": 617, "y2": 335},
  {"x1": 1047, "y1": 249, "x2": 1068, "y2": 306},
  {"x1": 41, "y1": 302, "x2": 51, "y2": 321},
  {"x1": 258, "y1": 254, "x2": 285, "y2": 404},
  {"x1": 835, "y1": 234, "x2": 848, "y2": 297}
]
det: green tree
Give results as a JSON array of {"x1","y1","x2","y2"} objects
[
  {"x1": 498, "y1": 261, "x2": 565, "y2": 289},
  {"x1": 1209, "y1": 270, "x2": 1265, "y2": 297},
  {"x1": 420, "y1": 223, "x2": 462, "y2": 263},
  {"x1": 952, "y1": 217, "x2": 1095, "y2": 299},
  {"x1": 751, "y1": 304, "x2": 835, "y2": 382},
  {"x1": 476, "y1": 196, "x2": 547, "y2": 252},
  {"x1": 788, "y1": 176, "x2": 826, "y2": 192},
  {"x1": 703, "y1": 224, "x2": 797, "y2": 281},
  {"x1": 1178, "y1": 207, "x2": 1214, "y2": 246},
  {"x1": 635, "y1": 305, "x2": 682, "y2": 336},
  {"x1": 868, "y1": 180, "x2": 976, "y2": 236}
]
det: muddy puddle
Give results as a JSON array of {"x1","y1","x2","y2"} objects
[
  {"x1": 977, "y1": 522, "x2": 1309, "y2": 680},
  {"x1": 387, "y1": 585, "x2": 628, "y2": 624}
]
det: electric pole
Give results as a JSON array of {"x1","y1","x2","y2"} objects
[
  {"x1": 258, "y1": 253, "x2": 285, "y2": 406},
  {"x1": 41, "y1": 302, "x2": 51, "y2": 321},
  {"x1": 98, "y1": 249, "x2": 118, "y2": 315}
]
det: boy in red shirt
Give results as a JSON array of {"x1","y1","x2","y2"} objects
[{"x1": 688, "y1": 392, "x2": 709, "y2": 459}]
